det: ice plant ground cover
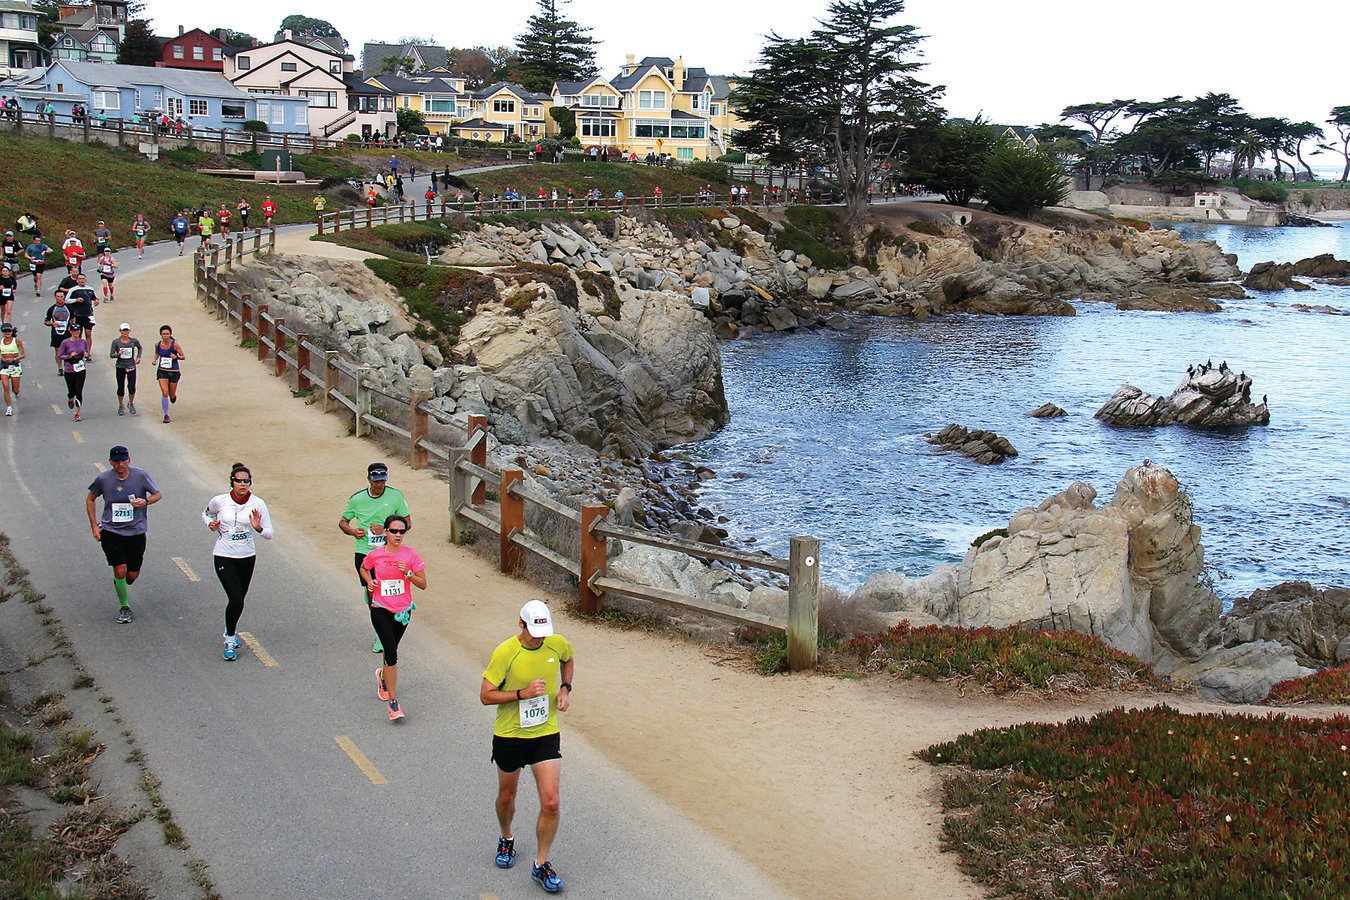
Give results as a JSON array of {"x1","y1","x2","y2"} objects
[
  {"x1": 838, "y1": 622, "x2": 1167, "y2": 693},
  {"x1": 1266, "y1": 663, "x2": 1350, "y2": 706},
  {"x1": 920, "y1": 705, "x2": 1350, "y2": 899}
]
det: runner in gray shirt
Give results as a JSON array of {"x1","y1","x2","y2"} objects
[
  {"x1": 85, "y1": 445, "x2": 162, "y2": 623},
  {"x1": 108, "y1": 323, "x2": 142, "y2": 415}
]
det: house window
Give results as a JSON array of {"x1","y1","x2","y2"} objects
[
  {"x1": 189, "y1": 99, "x2": 208, "y2": 116},
  {"x1": 222, "y1": 101, "x2": 245, "y2": 119},
  {"x1": 710, "y1": 103, "x2": 721, "y2": 116},
  {"x1": 471, "y1": 131, "x2": 480, "y2": 139},
  {"x1": 256, "y1": 100, "x2": 270, "y2": 121},
  {"x1": 168, "y1": 97, "x2": 183, "y2": 116},
  {"x1": 133, "y1": 89, "x2": 140, "y2": 108},
  {"x1": 677, "y1": 147, "x2": 694, "y2": 160},
  {"x1": 192, "y1": 46, "x2": 204, "y2": 61},
  {"x1": 212, "y1": 48, "x2": 223, "y2": 61},
  {"x1": 638, "y1": 90, "x2": 666, "y2": 109},
  {"x1": 294, "y1": 105, "x2": 307, "y2": 126},
  {"x1": 237, "y1": 56, "x2": 251, "y2": 70},
  {"x1": 330, "y1": 61, "x2": 341, "y2": 73},
  {"x1": 300, "y1": 90, "x2": 336, "y2": 108},
  {"x1": 153, "y1": 90, "x2": 162, "y2": 107},
  {"x1": 281, "y1": 62, "x2": 297, "y2": 72},
  {"x1": 579, "y1": 118, "x2": 615, "y2": 138},
  {"x1": 492, "y1": 98, "x2": 515, "y2": 114},
  {"x1": 381, "y1": 97, "x2": 393, "y2": 111},
  {"x1": 690, "y1": 94, "x2": 703, "y2": 110},
  {"x1": 426, "y1": 98, "x2": 454, "y2": 113},
  {"x1": 271, "y1": 103, "x2": 285, "y2": 125},
  {"x1": 524, "y1": 106, "x2": 541, "y2": 118},
  {"x1": 93, "y1": 90, "x2": 119, "y2": 110},
  {"x1": 172, "y1": 45, "x2": 184, "y2": 59}
]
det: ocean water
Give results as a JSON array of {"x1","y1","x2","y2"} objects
[{"x1": 684, "y1": 222, "x2": 1350, "y2": 602}]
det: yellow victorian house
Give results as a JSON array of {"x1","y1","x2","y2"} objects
[
  {"x1": 552, "y1": 55, "x2": 747, "y2": 161},
  {"x1": 365, "y1": 67, "x2": 470, "y2": 135},
  {"x1": 449, "y1": 81, "x2": 549, "y2": 143}
]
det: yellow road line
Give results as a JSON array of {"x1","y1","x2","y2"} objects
[
  {"x1": 72, "y1": 431, "x2": 84, "y2": 443},
  {"x1": 236, "y1": 632, "x2": 277, "y2": 668},
  {"x1": 334, "y1": 736, "x2": 387, "y2": 785},
  {"x1": 51, "y1": 404, "x2": 62, "y2": 415},
  {"x1": 93, "y1": 462, "x2": 104, "y2": 473},
  {"x1": 170, "y1": 556, "x2": 200, "y2": 582}
]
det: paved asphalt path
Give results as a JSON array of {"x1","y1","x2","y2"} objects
[{"x1": 0, "y1": 230, "x2": 778, "y2": 898}]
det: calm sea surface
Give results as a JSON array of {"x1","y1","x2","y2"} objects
[{"x1": 684, "y1": 222, "x2": 1350, "y2": 602}]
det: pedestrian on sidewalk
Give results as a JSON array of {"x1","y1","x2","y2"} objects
[
  {"x1": 86, "y1": 445, "x2": 162, "y2": 624},
  {"x1": 154, "y1": 324, "x2": 184, "y2": 423},
  {"x1": 57, "y1": 321, "x2": 90, "y2": 421},
  {"x1": 481, "y1": 599, "x2": 574, "y2": 894},
  {"x1": 109, "y1": 323, "x2": 141, "y2": 415},
  {"x1": 204, "y1": 462, "x2": 275, "y2": 661},
  {"x1": 339, "y1": 463, "x2": 411, "y2": 655},
  {"x1": 360, "y1": 514, "x2": 426, "y2": 721}
]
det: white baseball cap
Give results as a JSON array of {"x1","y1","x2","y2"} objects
[
  {"x1": 520, "y1": 599, "x2": 554, "y2": 638},
  {"x1": 119, "y1": 322, "x2": 131, "y2": 330}
]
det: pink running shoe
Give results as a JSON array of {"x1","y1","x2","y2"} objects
[
  {"x1": 376, "y1": 668, "x2": 390, "y2": 701},
  {"x1": 388, "y1": 700, "x2": 404, "y2": 721}
]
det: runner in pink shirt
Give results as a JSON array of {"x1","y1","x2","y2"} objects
[{"x1": 359, "y1": 514, "x2": 427, "y2": 721}]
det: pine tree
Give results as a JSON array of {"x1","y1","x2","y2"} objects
[
  {"x1": 117, "y1": 19, "x2": 160, "y2": 67},
  {"x1": 514, "y1": 0, "x2": 598, "y2": 93}
]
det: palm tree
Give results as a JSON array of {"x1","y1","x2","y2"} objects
[{"x1": 1231, "y1": 130, "x2": 1265, "y2": 179}]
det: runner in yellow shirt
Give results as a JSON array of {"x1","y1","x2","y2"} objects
[{"x1": 480, "y1": 599, "x2": 573, "y2": 893}]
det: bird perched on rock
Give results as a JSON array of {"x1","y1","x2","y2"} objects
[
  {"x1": 1187, "y1": 364, "x2": 1196, "y2": 377},
  {"x1": 1219, "y1": 361, "x2": 1229, "y2": 373},
  {"x1": 1207, "y1": 358, "x2": 1214, "y2": 370},
  {"x1": 1262, "y1": 394, "x2": 1268, "y2": 406}
]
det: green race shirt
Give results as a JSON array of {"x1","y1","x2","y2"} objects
[
  {"x1": 341, "y1": 486, "x2": 410, "y2": 554},
  {"x1": 483, "y1": 635, "x2": 573, "y2": 739}
]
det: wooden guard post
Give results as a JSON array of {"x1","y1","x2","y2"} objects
[
  {"x1": 468, "y1": 414, "x2": 488, "y2": 505},
  {"x1": 272, "y1": 318, "x2": 286, "y2": 377},
  {"x1": 322, "y1": 351, "x2": 340, "y2": 413},
  {"x1": 580, "y1": 505, "x2": 608, "y2": 613},
  {"x1": 499, "y1": 468, "x2": 524, "y2": 575},
  {"x1": 295, "y1": 335, "x2": 311, "y2": 390},
  {"x1": 787, "y1": 536, "x2": 821, "y2": 671},
  {"x1": 255, "y1": 305, "x2": 268, "y2": 360},
  {"x1": 409, "y1": 391, "x2": 428, "y2": 470}
]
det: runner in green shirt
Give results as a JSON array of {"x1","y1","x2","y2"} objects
[
  {"x1": 338, "y1": 462, "x2": 411, "y2": 653},
  {"x1": 480, "y1": 599, "x2": 574, "y2": 893}
]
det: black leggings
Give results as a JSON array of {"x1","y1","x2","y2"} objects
[
  {"x1": 214, "y1": 555, "x2": 256, "y2": 635},
  {"x1": 369, "y1": 605, "x2": 407, "y2": 667},
  {"x1": 63, "y1": 369, "x2": 86, "y2": 406},
  {"x1": 116, "y1": 367, "x2": 137, "y2": 398}
]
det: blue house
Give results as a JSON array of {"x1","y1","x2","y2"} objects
[{"x1": 9, "y1": 60, "x2": 310, "y2": 132}]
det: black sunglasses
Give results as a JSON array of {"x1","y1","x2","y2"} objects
[
  {"x1": 385, "y1": 527, "x2": 407, "y2": 535},
  {"x1": 231, "y1": 477, "x2": 251, "y2": 484}
]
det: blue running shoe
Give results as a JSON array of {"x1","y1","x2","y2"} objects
[
  {"x1": 495, "y1": 836, "x2": 515, "y2": 869},
  {"x1": 531, "y1": 861, "x2": 563, "y2": 893},
  {"x1": 223, "y1": 636, "x2": 237, "y2": 661}
]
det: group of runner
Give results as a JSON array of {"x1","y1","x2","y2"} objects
[{"x1": 85, "y1": 449, "x2": 574, "y2": 893}]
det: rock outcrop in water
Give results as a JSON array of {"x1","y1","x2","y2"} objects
[
  {"x1": 1027, "y1": 403, "x2": 1068, "y2": 418},
  {"x1": 927, "y1": 424, "x2": 1018, "y2": 464},
  {"x1": 1095, "y1": 365, "x2": 1269, "y2": 427},
  {"x1": 852, "y1": 462, "x2": 1315, "y2": 702},
  {"x1": 1244, "y1": 254, "x2": 1350, "y2": 292}
]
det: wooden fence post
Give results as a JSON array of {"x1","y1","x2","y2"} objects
[
  {"x1": 409, "y1": 391, "x2": 428, "y2": 470},
  {"x1": 786, "y1": 535, "x2": 820, "y2": 672},
  {"x1": 366, "y1": 207, "x2": 372, "y2": 229},
  {"x1": 317, "y1": 213, "x2": 325, "y2": 235},
  {"x1": 499, "y1": 468, "x2": 524, "y2": 575},
  {"x1": 253, "y1": 229, "x2": 262, "y2": 253},
  {"x1": 355, "y1": 367, "x2": 372, "y2": 437},
  {"x1": 448, "y1": 446, "x2": 469, "y2": 544},
  {"x1": 255, "y1": 306, "x2": 269, "y2": 360},
  {"x1": 224, "y1": 238, "x2": 234, "y2": 267},
  {"x1": 272, "y1": 320, "x2": 287, "y2": 377},
  {"x1": 295, "y1": 336, "x2": 311, "y2": 390},
  {"x1": 580, "y1": 505, "x2": 608, "y2": 613},
  {"x1": 209, "y1": 246, "x2": 220, "y2": 270},
  {"x1": 268, "y1": 228, "x2": 276, "y2": 253},
  {"x1": 322, "y1": 351, "x2": 340, "y2": 413},
  {"x1": 468, "y1": 414, "x2": 488, "y2": 505},
  {"x1": 240, "y1": 293, "x2": 252, "y2": 342}
]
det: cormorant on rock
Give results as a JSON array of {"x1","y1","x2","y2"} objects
[
  {"x1": 1219, "y1": 361, "x2": 1229, "y2": 373},
  {"x1": 1187, "y1": 365, "x2": 1195, "y2": 377},
  {"x1": 1239, "y1": 370, "x2": 1245, "y2": 381},
  {"x1": 1207, "y1": 358, "x2": 1213, "y2": 370},
  {"x1": 1262, "y1": 394, "x2": 1268, "y2": 406}
]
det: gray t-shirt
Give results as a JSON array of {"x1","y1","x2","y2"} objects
[
  {"x1": 109, "y1": 337, "x2": 142, "y2": 370},
  {"x1": 88, "y1": 467, "x2": 158, "y2": 536}
]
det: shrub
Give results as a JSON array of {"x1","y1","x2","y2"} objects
[
  {"x1": 840, "y1": 621, "x2": 1165, "y2": 692},
  {"x1": 717, "y1": 150, "x2": 746, "y2": 163},
  {"x1": 363, "y1": 259, "x2": 495, "y2": 345},
  {"x1": 684, "y1": 160, "x2": 731, "y2": 184},
  {"x1": 345, "y1": 134, "x2": 362, "y2": 144},
  {"x1": 241, "y1": 120, "x2": 268, "y2": 133},
  {"x1": 907, "y1": 219, "x2": 947, "y2": 237},
  {"x1": 1236, "y1": 177, "x2": 1288, "y2": 204},
  {"x1": 576, "y1": 269, "x2": 620, "y2": 318},
  {"x1": 921, "y1": 706, "x2": 1350, "y2": 898},
  {"x1": 1266, "y1": 663, "x2": 1350, "y2": 705},
  {"x1": 777, "y1": 205, "x2": 850, "y2": 270},
  {"x1": 979, "y1": 142, "x2": 1070, "y2": 217}
]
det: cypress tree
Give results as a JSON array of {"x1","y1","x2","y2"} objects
[{"x1": 514, "y1": 0, "x2": 598, "y2": 93}]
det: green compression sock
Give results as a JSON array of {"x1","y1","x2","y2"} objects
[{"x1": 114, "y1": 577, "x2": 129, "y2": 607}]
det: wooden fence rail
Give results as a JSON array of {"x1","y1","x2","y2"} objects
[{"x1": 193, "y1": 218, "x2": 820, "y2": 670}]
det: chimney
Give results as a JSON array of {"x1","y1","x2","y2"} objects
[
  {"x1": 283, "y1": 29, "x2": 293, "y2": 41},
  {"x1": 673, "y1": 56, "x2": 684, "y2": 91},
  {"x1": 625, "y1": 53, "x2": 635, "y2": 71},
  {"x1": 178, "y1": 25, "x2": 184, "y2": 35}
]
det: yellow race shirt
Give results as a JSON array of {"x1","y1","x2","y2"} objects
[{"x1": 483, "y1": 635, "x2": 573, "y2": 739}]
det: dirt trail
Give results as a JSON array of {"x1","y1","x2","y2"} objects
[{"x1": 118, "y1": 233, "x2": 1301, "y2": 899}]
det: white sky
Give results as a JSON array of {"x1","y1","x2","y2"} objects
[{"x1": 142, "y1": 0, "x2": 1346, "y2": 142}]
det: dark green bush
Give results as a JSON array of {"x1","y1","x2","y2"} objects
[
  {"x1": 684, "y1": 160, "x2": 731, "y2": 184},
  {"x1": 241, "y1": 120, "x2": 268, "y2": 133}
]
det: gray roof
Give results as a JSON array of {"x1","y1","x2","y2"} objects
[
  {"x1": 362, "y1": 42, "x2": 450, "y2": 74},
  {"x1": 554, "y1": 80, "x2": 588, "y2": 95},
  {"x1": 471, "y1": 81, "x2": 548, "y2": 103},
  {"x1": 374, "y1": 73, "x2": 463, "y2": 95},
  {"x1": 39, "y1": 61, "x2": 256, "y2": 100}
]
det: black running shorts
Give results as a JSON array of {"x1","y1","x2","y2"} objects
[
  {"x1": 100, "y1": 531, "x2": 146, "y2": 571},
  {"x1": 492, "y1": 732, "x2": 561, "y2": 773}
]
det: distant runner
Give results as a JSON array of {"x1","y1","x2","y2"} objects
[
  {"x1": 23, "y1": 234, "x2": 51, "y2": 297},
  {"x1": 170, "y1": 212, "x2": 189, "y2": 256},
  {"x1": 95, "y1": 249, "x2": 117, "y2": 303},
  {"x1": 0, "y1": 264, "x2": 16, "y2": 324},
  {"x1": 1, "y1": 231, "x2": 21, "y2": 272},
  {"x1": 153, "y1": 324, "x2": 184, "y2": 423},
  {"x1": 130, "y1": 213, "x2": 150, "y2": 258},
  {"x1": 109, "y1": 322, "x2": 141, "y2": 415},
  {"x1": 66, "y1": 273, "x2": 98, "y2": 348},
  {"x1": 261, "y1": 197, "x2": 276, "y2": 227},
  {"x1": 480, "y1": 600, "x2": 574, "y2": 894},
  {"x1": 86, "y1": 445, "x2": 162, "y2": 624},
  {"x1": 43, "y1": 288, "x2": 72, "y2": 374},
  {"x1": 338, "y1": 462, "x2": 411, "y2": 655},
  {"x1": 237, "y1": 198, "x2": 251, "y2": 231},
  {"x1": 360, "y1": 514, "x2": 426, "y2": 720},
  {"x1": 57, "y1": 320, "x2": 90, "y2": 421},
  {"x1": 92, "y1": 220, "x2": 113, "y2": 255},
  {"x1": 203, "y1": 462, "x2": 274, "y2": 661},
  {"x1": 60, "y1": 230, "x2": 84, "y2": 274}
]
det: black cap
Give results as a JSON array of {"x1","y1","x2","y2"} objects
[
  {"x1": 1, "y1": 324, "x2": 13, "y2": 332},
  {"x1": 109, "y1": 445, "x2": 129, "y2": 461},
  {"x1": 367, "y1": 462, "x2": 389, "y2": 481}
]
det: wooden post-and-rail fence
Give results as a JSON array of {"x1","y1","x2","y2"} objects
[{"x1": 193, "y1": 226, "x2": 821, "y2": 670}]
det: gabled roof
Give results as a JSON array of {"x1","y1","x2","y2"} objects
[
  {"x1": 343, "y1": 73, "x2": 392, "y2": 95},
  {"x1": 372, "y1": 73, "x2": 463, "y2": 95},
  {"x1": 39, "y1": 60, "x2": 255, "y2": 100},
  {"x1": 611, "y1": 65, "x2": 675, "y2": 92},
  {"x1": 362, "y1": 41, "x2": 450, "y2": 74},
  {"x1": 553, "y1": 75, "x2": 614, "y2": 96},
  {"x1": 452, "y1": 117, "x2": 508, "y2": 131},
  {"x1": 708, "y1": 76, "x2": 733, "y2": 100},
  {"x1": 163, "y1": 28, "x2": 226, "y2": 47},
  {"x1": 471, "y1": 81, "x2": 547, "y2": 103}
]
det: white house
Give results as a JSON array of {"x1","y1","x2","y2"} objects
[{"x1": 0, "y1": 0, "x2": 45, "y2": 78}]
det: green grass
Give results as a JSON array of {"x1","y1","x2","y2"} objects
[
  {"x1": 921, "y1": 705, "x2": 1350, "y2": 899},
  {"x1": 0, "y1": 132, "x2": 339, "y2": 249},
  {"x1": 839, "y1": 622, "x2": 1167, "y2": 693},
  {"x1": 362, "y1": 258, "x2": 496, "y2": 349},
  {"x1": 454, "y1": 161, "x2": 747, "y2": 202},
  {"x1": 1266, "y1": 663, "x2": 1350, "y2": 705},
  {"x1": 777, "y1": 205, "x2": 851, "y2": 270}
]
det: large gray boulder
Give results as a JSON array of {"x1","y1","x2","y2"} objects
[
  {"x1": 1166, "y1": 641, "x2": 1313, "y2": 704},
  {"x1": 1213, "y1": 581, "x2": 1350, "y2": 668}
]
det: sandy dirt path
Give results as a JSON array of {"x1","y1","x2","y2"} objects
[{"x1": 115, "y1": 231, "x2": 1320, "y2": 899}]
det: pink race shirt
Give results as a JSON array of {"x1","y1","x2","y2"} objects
[{"x1": 361, "y1": 545, "x2": 425, "y2": 613}]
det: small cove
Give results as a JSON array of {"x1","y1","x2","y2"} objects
[{"x1": 684, "y1": 221, "x2": 1350, "y2": 601}]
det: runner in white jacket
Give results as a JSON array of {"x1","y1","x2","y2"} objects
[{"x1": 203, "y1": 462, "x2": 275, "y2": 661}]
